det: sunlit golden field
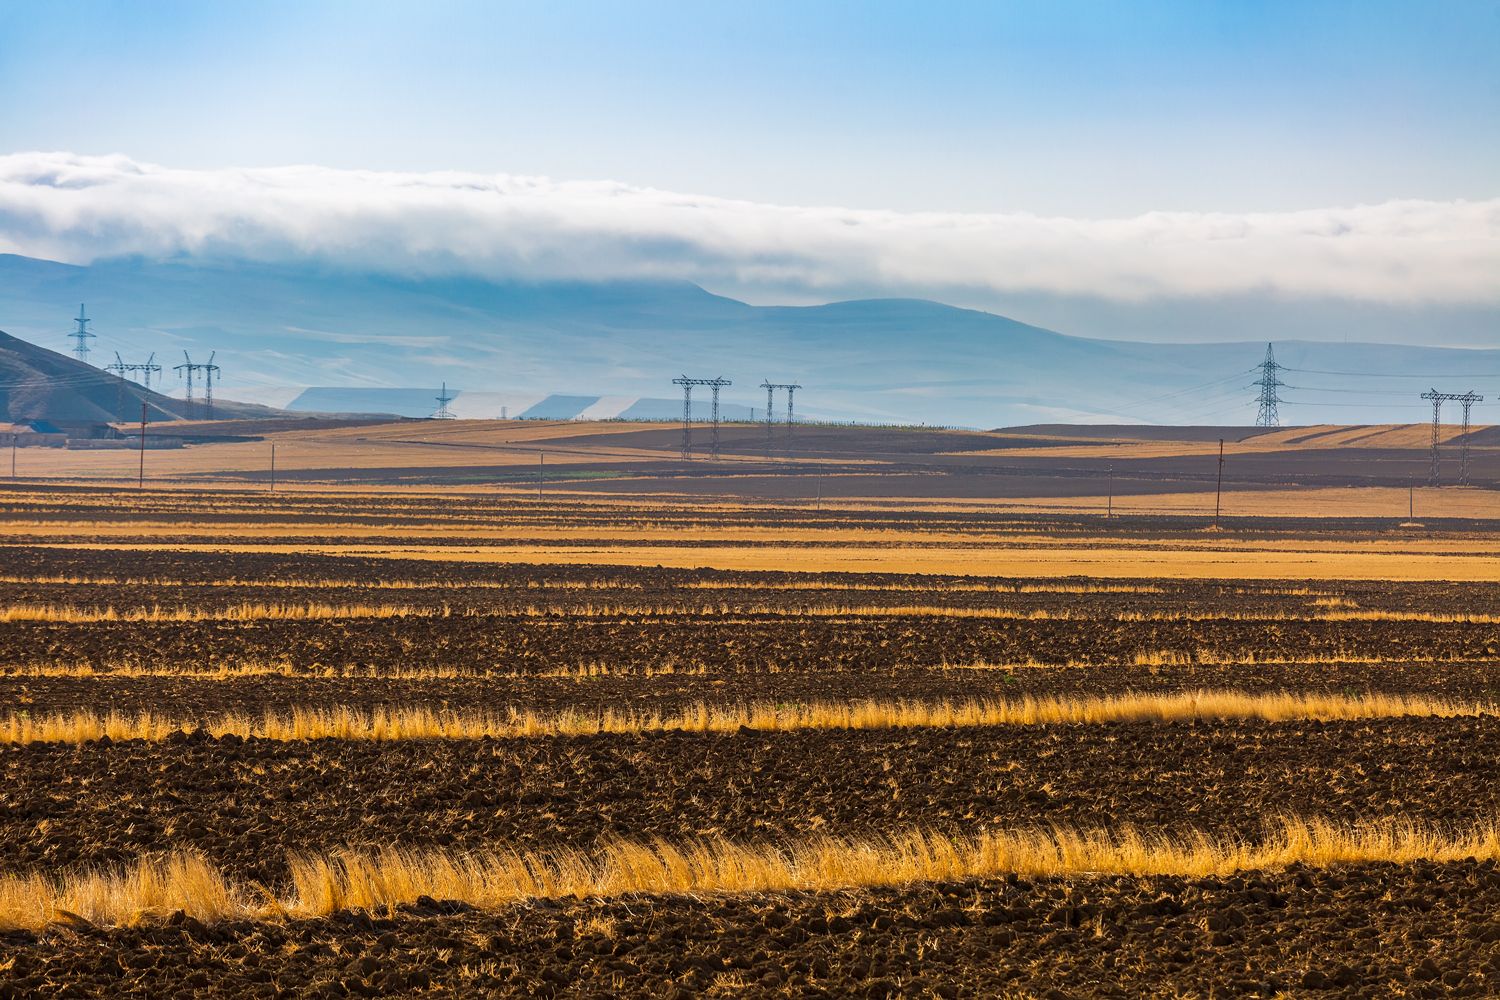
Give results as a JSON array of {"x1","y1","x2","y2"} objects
[
  {"x1": 4, "y1": 689, "x2": 1488, "y2": 746},
  {"x1": 3, "y1": 454, "x2": 1500, "y2": 996}
]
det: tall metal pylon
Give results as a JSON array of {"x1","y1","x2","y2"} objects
[
  {"x1": 1253, "y1": 343, "x2": 1284, "y2": 428},
  {"x1": 672, "y1": 376, "x2": 732, "y2": 459},
  {"x1": 760, "y1": 381, "x2": 776, "y2": 453},
  {"x1": 68, "y1": 304, "x2": 96, "y2": 362},
  {"x1": 174, "y1": 351, "x2": 220, "y2": 420},
  {"x1": 140, "y1": 352, "x2": 161, "y2": 389},
  {"x1": 785, "y1": 384, "x2": 802, "y2": 449},
  {"x1": 1420, "y1": 389, "x2": 1483, "y2": 486},
  {"x1": 759, "y1": 381, "x2": 802, "y2": 451},
  {"x1": 108, "y1": 352, "x2": 165, "y2": 414},
  {"x1": 176, "y1": 358, "x2": 194, "y2": 412},
  {"x1": 107, "y1": 352, "x2": 162, "y2": 388},
  {"x1": 710, "y1": 380, "x2": 724, "y2": 459},
  {"x1": 1457, "y1": 391, "x2": 1483, "y2": 485},
  {"x1": 106, "y1": 352, "x2": 130, "y2": 415},
  {"x1": 1422, "y1": 390, "x2": 1445, "y2": 485},
  {"x1": 673, "y1": 377, "x2": 694, "y2": 459},
  {"x1": 433, "y1": 382, "x2": 456, "y2": 419}
]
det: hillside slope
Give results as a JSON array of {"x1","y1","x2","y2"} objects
[{"x1": 0, "y1": 329, "x2": 278, "y2": 422}]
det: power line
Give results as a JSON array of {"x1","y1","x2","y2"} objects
[
  {"x1": 1281, "y1": 384, "x2": 1441, "y2": 397},
  {"x1": 1099, "y1": 369, "x2": 1258, "y2": 423},
  {"x1": 1283, "y1": 401, "x2": 1428, "y2": 409},
  {"x1": 0, "y1": 372, "x2": 131, "y2": 390},
  {"x1": 1284, "y1": 366, "x2": 1500, "y2": 379},
  {"x1": 1115, "y1": 369, "x2": 1257, "y2": 410}
]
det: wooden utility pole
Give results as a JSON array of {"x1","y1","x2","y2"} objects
[
  {"x1": 138, "y1": 403, "x2": 148, "y2": 490},
  {"x1": 10, "y1": 434, "x2": 16, "y2": 481},
  {"x1": 538, "y1": 451, "x2": 544, "y2": 500},
  {"x1": 1213, "y1": 439, "x2": 1225, "y2": 527},
  {"x1": 270, "y1": 443, "x2": 276, "y2": 492},
  {"x1": 1106, "y1": 464, "x2": 1113, "y2": 520}
]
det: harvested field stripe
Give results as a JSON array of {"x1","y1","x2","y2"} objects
[
  {"x1": 5, "y1": 602, "x2": 1498, "y2": 627},
  {"x1": 6, "y1": 655, "x2": 1490, "y2": 679},
  {"x1": 2, "y1": 816, "x2": 1498, "y2": 931},
  {"x1": 1, "y1": 690, "x2": 1491, "y2": 745},
  {"x1": 0, "y1": 661, "x2": 712, "y2": 680},
  {"x1": 0, "y1": 574, "x2": 1169, "y2": 594},
  {"x1": 675, "y1": 581, "x2": 1170, "y2": 595},
  {"x1": 6, "y1": 601, "x2": 1499, "y2": 624},
  {"x1": 0, "y1": 602, "x2": 439, "y2": 623},
  {"x1": 947, "y1": 653, "x2": 1497, "y2": 669}
]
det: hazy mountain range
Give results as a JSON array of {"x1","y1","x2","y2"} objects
[{"x1": 1, "y1": 253, "x2": 1496, "y2": 427}]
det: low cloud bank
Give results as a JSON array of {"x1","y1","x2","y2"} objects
[{"x1": 1, "y1": 152, "x2": 1496, "y2": 304}]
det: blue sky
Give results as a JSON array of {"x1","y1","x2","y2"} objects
[
  {"x1": 0, "y1": 1, "x2": 1496, "y2": 352},
  {"x1": 1, "y1": 0, "x2": 1496, "y2": 215}
]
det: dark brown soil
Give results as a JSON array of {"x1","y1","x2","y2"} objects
[
  {"x1": 7, "y1": 612, "x2": 1499, "y2": 677},
  {"x1": 7, "y1": 659, "x2": 1500, "y2": 719},
  {"x1": 3, "y1": 718, "x2": 1494, "y2": 883},
  {"x1": 4, "y1": 491, "x2": 1500, "y2": 997},
  {"x1": 4, "y1": 542, "x2": 1500, "y2": 613},
  {"x1": 4, "y1": 862, "x2": 1498, "y2": 998}
]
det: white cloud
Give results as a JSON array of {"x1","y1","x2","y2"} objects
[{"x1": 0, "y1": 151, "x2": 1496, "y2": 305}]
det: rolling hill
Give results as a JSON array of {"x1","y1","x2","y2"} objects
[
  {"x1": 0, "y1": 328, "x2": 279, "y2": 423},
  {"x1": 2, "y1": 253, "x2": 1498, "y2": 428}
]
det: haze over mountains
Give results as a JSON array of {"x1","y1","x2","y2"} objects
[{"x1": 2, "y1": 253, "x2": 1496, "y2": 428}]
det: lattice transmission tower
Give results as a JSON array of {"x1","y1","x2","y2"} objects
[
  {"x1": 174, "y1": 351, "x2": 220, "y2": 420},
  {"x1": 1253, "y1": 343, "x2": 1284, "y2": 428},
  {"x1": 672, "y1": 376, "x2": 732, "y2": 460},
  {"x1": 758, "y1": 381, "x2": 803, "y2": 452},
  {"x1": 107, "y1": 352, "x2": 162, "y2": 388},
  {"x1": 433, "y1": 383, "x2": 456, "y2": 419},
  {"x1": 1420, "y1": 389, "x2": 1484, "y2": 485},
  {"x1": 140, "y1": 352, "x2": 161, "y2": 389},
  {"x1": 68, "y1": 304, "x2": 96, "y2": 362},
  {"x1": 106, "y1": 352, "x2": 161, "y2": 413}
]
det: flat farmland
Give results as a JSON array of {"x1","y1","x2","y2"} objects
[
  {"x1": 12, "y1": 417, "x2": 1500, "y2": 515},
  {"x1": 1, "y1": 485, "x2": 1499, "y2": 997}
]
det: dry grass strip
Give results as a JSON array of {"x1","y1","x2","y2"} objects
[
  {"x1": 0, "y1": 661, "x2": 705, "y2": 680},
  {"x1": 0, "y1": 602, "x2": 435, "y2": 623},
  {"x1": 6, "y1": 601, "x2": 1498, "y2": 624},
  {"x1": 1, "y1": 690, "x2": 1489, "y2": 746},
  {"x1": 6, "y1": 654, "x2": 1482, "y2": 680},
  {"x1": 0, "y1": 574, "x2": 1167, "y2": 595},
  {"x1": 1, "y1": 816, "x2": 1497, "y2": 931}
]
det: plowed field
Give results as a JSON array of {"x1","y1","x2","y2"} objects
[{"x1": 1, "y1": 486, "x2": 1498, "y2": 997}]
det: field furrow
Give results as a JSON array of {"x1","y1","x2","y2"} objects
[{"x1": 3, "y1": 489, "x2": 1498, "y2": 996}]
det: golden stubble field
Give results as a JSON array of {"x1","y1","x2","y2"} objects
[
  {"x1": 3, "y1": 482, "x2": 1499, "y2": 580},
  {"x1": 1, "y1": 479, "x2": 1499, "y2": 996},
  {"x1": 10, "y1": 416, "x2": 1500, "y2": 532}
]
